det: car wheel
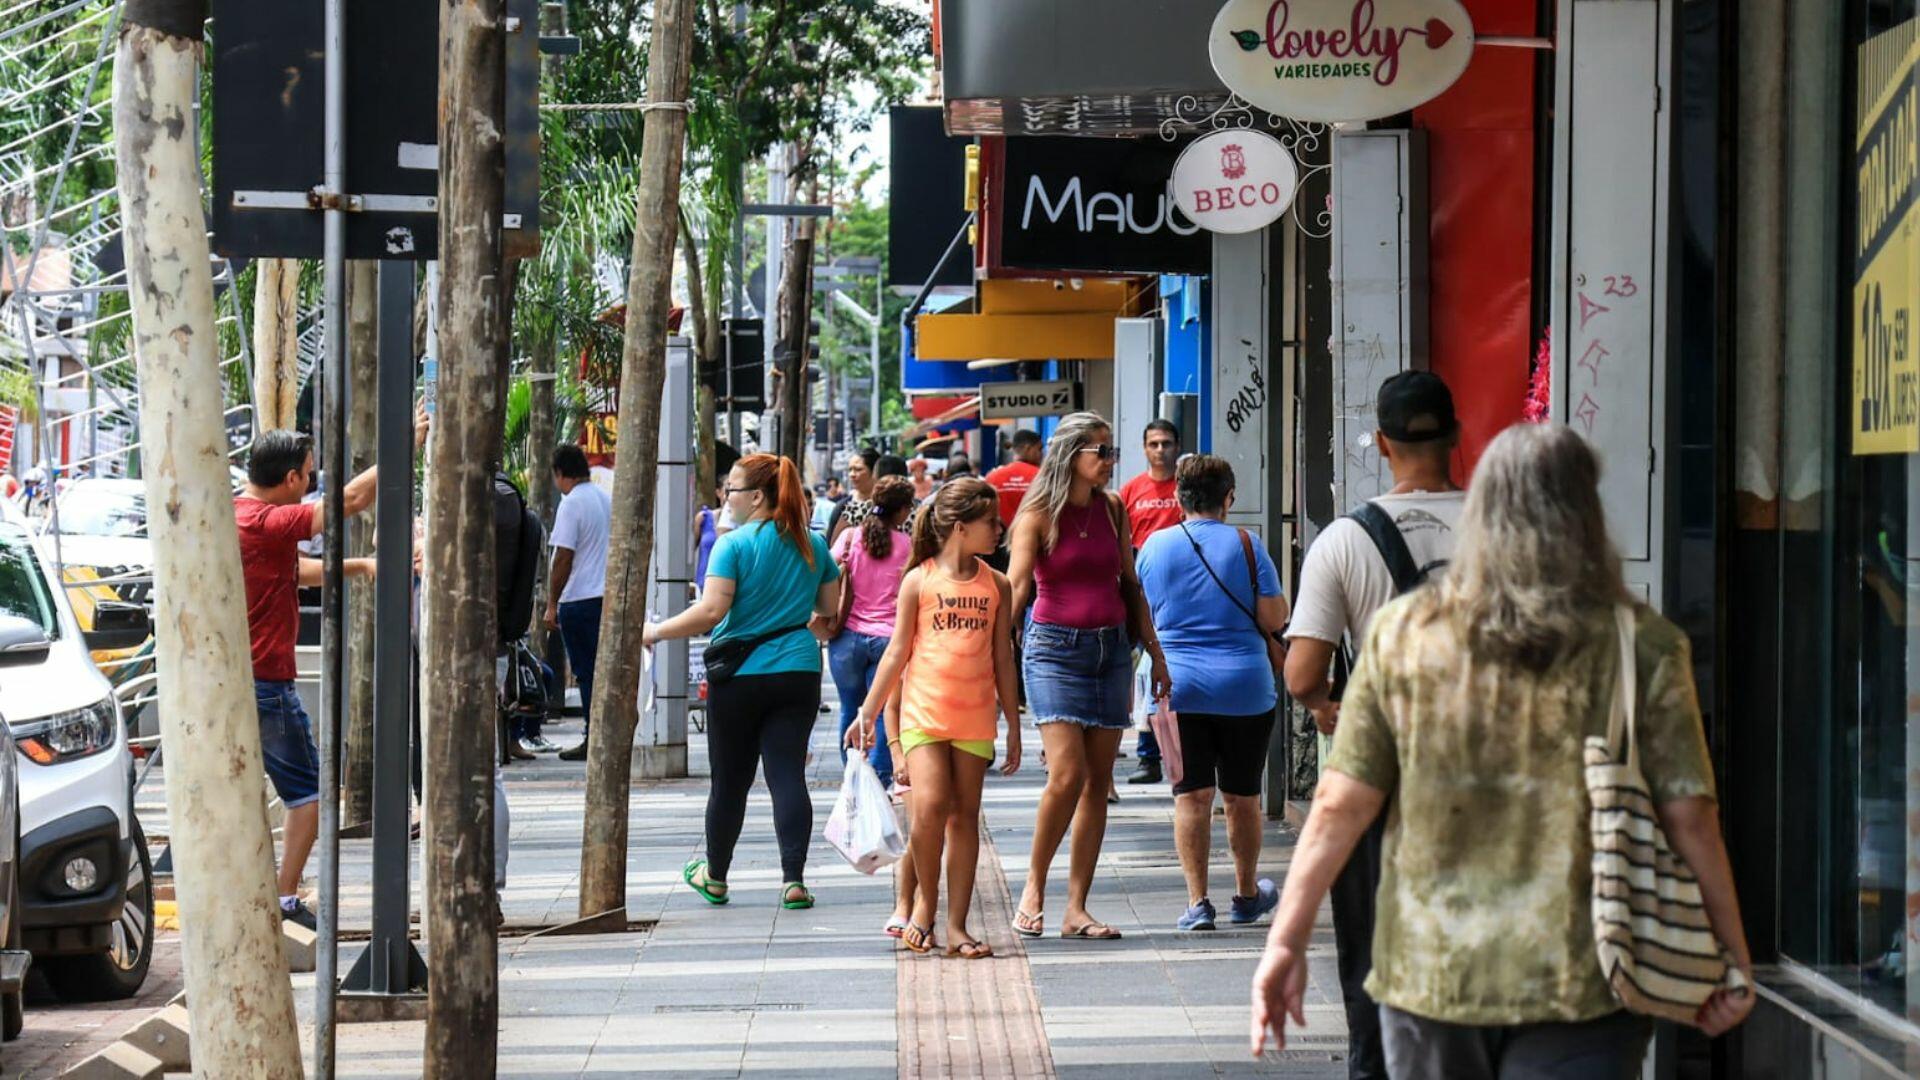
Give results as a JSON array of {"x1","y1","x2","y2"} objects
[
  {"x1": 42, "y1": 816, "x2": 152, "y2": 1003},
  {"x1": 2, "y1": 848, "x2": 22, "y2": 1041}
]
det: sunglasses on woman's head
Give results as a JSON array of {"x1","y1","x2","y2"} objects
[{"x1": 1076, "y1": 444, "x2": 1120, "y2": 462}]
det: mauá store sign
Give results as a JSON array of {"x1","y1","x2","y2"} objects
[{"x1": 1209, "y1": 0, "x2": 1476, "y2": 124}]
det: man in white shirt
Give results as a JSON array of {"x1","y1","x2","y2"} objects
[
  {"x1": 543, "y1": 444, "x2": 612, "y2": 762},
  {"x1": 1283, "y1": 371, "x2": 1465, "y2": 1080}
]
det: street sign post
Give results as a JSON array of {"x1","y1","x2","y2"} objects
[{"x1": 980, "y1": 379, "x2": 1083, "y2": 421}]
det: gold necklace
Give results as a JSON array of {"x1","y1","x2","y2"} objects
[{"x1": 1073, "y1": 499, "x2": 1099, "y2": 538}]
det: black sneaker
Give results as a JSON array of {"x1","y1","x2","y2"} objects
[
  {"x1": 1127, "y1": 759, "x2": 1162, "y2": 784},
  {"x1": 558, "y1": 741, "x2": 589, "y2": 762},
  {"x1": 280, "y1": 899, "x2": 317, "y2": 931}
]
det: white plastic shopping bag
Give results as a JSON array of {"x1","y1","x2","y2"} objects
[
  {"x1": 824, "y1": 755, "x2": 907, "y2": 874},
  {"x1": 1131, "y1": 650, "x2": 1154, "y2": 731}
]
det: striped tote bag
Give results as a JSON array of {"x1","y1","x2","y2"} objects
[{"x1": 1584, "y1": 605, "x2": 1748, "y2": 1026}]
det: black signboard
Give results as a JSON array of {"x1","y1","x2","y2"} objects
[
  {"x1": 888, "y1": 106, "x2": 973, "y2": 289},
  {"x1": 210, "y1": 0, "x2": 541, "y2": 260},
  {"x1": 998, "y1": 137, "x2": 1209, "y2": 275}
]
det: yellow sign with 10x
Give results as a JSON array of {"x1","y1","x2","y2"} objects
[{"x1": 1854, "y1": 34, "x2": 1920, "y2": 455}]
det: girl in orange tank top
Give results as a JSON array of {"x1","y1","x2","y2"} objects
[{"x1": 848, "y1": 478, "x2": 1022, "y2": 959}]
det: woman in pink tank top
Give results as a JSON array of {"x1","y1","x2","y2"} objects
[{"x1": 1005, "y1": 412, "x2": 1172, "y2": 942}]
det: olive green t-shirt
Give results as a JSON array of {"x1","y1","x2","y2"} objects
[{"x1": 1325, "y1": 596, "x2": 1716, "y2": 1026}]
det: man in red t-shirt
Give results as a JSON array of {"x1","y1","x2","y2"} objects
[
  {"x1": 1118, "y1": 419, "x2": 1183, "y2": 784},
  {"x1": 983, "y1": 429, "x2": 1043, "y2": 527},
  {"x1": 1119, "y1": 419, "x2": 1183, "y2": 548},
  {"x1": 235, "y1": 428, "x2": 380, "y2": 928}
]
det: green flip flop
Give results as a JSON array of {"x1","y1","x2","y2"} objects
[
  {"x1": 683, "y1": 858, "x2": 730, "y2": 905},
  {"x1": 780, "y1": 882, "x2": 815, "y2": 910}
]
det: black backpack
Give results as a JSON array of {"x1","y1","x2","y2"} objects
[
  {"x1": 1329, "y1": 501, "x2": 1449, "y2": 700},
  {"x1": 493, "y1": 474, "x2": 543, "y2": 647}
]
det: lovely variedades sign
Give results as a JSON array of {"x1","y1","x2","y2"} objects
[{"x1": 1209, "y1": 0, "x2": 1476, "y2": 123}]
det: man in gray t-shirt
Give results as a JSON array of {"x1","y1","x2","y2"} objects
[{"x1": 1282, "y1": 371, "x2": 1462, "y2": 1080}]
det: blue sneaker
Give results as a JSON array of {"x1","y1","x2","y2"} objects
[
  {"x1": 1230, "y1": 879, "x2": 1279, "y2": 925},
  {"x1": 1176, "y1": 898, "x2": 1217, "y2": 931}
]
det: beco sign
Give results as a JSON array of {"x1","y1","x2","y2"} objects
[
  {"x1": 1170, "y1": 130, "x2": 1298, "y2": 234},
  {"x1": 1208, "y1": 0, "x2": 1476, "y2": 124}
]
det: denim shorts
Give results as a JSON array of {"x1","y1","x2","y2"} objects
[
  {"x1": 255, "y1": 680, "x2": 320, "y2": 809},
  {"x1": 1022, "y1": 621, "x2": 1132, "y2": 729}
]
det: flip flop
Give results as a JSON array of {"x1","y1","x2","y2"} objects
[
  {"x1": 1061, "y1": 921, "x2": 1122, "y2": 940},
  {"x1": 946, "y1": 938, "x2": 994, "y2": 960},
  {"x1": 682, "y1": 858, "x2": 729, "y2": 905},
  {"x1": 780, "y1": 882, "x2": 815, "y2": 910},
  {"x1": 1012, "y1": 910, "x2": 1044, "y2": 938},
  {"x1": 902, "y1": 923, "x2": 936, "y2": 954},
  {"x1": 884, "y1": 916, "x2": 909, "y2": 938}
]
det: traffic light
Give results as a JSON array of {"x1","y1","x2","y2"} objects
[{"x1": 806, "y1": 318, "x2": 821, "y2": 361}]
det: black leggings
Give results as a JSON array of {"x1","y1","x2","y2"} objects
[{"x1": 704, "y1": 670, "x2": 821, "y2": 883}]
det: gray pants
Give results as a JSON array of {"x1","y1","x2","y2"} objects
[{"x1": 1380, "y1": 1006, "x2": 1651, "y2": 1080}]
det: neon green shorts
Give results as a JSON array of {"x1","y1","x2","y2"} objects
[{"x1": 898, "y1": 726, "x2": 995, "y2": 761}]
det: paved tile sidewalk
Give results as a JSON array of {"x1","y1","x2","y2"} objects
[{"x1": 122, "y1": 690, "x2": 1343, "y2": 1077}]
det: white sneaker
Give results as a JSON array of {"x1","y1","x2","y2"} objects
[{"x1": 526, "y1": 735, "x2": 561, "y2": 753}]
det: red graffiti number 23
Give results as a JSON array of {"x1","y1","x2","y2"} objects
[{"x1": 1603, "y1": 275, "x2": 1638, "y2": 298}]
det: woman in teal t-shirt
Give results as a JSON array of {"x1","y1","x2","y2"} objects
[{"x1": 646, "y1": 454, "x2": 841, "y2": 910}]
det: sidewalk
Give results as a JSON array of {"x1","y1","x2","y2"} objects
[{"x1": 134, "y1": 694, "x2": 1347, "y2": 1077}]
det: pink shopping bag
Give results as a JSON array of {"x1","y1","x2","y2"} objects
[{"x1": 1149, "y1": 698, "x2": 1183, "y2": 789}]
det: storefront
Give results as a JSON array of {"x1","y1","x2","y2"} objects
[{"x1": 1688, "y1": 0, "x2": 1920, "y2": 1072}]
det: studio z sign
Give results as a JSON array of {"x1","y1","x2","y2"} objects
[
  {"x1": 1208, "y1": 0, "x2": 1476, "y2": 124},
  {"x1": 1170, "y1": 130, "x2": 1298, "y2": 234},
  {"x1": 980, "y1": 380, "x2": 1083, "y2": 421}
]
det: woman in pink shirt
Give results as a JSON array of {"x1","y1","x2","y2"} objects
[
  {"x1": 825, "y1": 476, "x2": 917, "y2": 783},
  {"x1": 1007, "y1": 412, "x2": 1172, "y2": 942}
]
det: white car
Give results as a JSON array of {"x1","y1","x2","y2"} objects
[
  {"x1": 0, "y1": 522, "x2": 152, "y2": 1001},
  {"x1": 42, "y1": 479, "x2": 153, "y2": 598}
]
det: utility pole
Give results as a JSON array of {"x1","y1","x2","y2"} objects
[
  {"x1": 577, "y1": 0, "x2": 698, "y2": 922},
  {"x1": 423, "y1": 0, "x2": 508, "y2": 1070},
  {"x1": 114, "y1": 2, "x2": 303, "y2": 1074}
]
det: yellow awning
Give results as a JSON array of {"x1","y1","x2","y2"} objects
[{"x1": 916, "y1": 278, "x2": 1147, "y2": 362}]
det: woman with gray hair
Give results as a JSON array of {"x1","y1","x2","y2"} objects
[
  {"x1": 1250, "y1": 423, "x2": 1752, "y2": 1074},
  {"x1": 1007, "y1": 412, "x2": 1171, "y2": 941}
]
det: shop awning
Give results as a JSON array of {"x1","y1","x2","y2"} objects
[{"x1": 916, "y1": 278, "x2": 1146, "y2": 362}]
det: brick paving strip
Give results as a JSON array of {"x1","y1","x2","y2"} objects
[{"x1": 897, "y1": 812, "x2": 1056, "y2": 1079}]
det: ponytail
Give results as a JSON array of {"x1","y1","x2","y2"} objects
[
  {"x1": 734, "y1": 453, "x2": 816, "y2": 568},
  {"x1": 863, "y1": 476, "x2": 917, "y2": 560},
  {"x1": 906, "y1": 500, "x2": 941, "y2": 569}
]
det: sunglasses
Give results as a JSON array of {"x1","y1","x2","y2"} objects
[
  {"x1": 1076, "y1": 444, "x2": 1120, "y2": 462},
  {"x1": 723, "y1": 485, "x2": 756, "y2": 496}
]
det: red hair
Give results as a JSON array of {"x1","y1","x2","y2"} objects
[{"x1": 734, "y1": 453, "x2": 815, "y2": 568}]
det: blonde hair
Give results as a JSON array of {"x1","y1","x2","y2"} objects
[
  {"x1": 1016, "y1": 411, "x2": 1111, "y2": 553},
  {"x1": 1424, "y1": 423, "x2": 1630, "y2": 670}
]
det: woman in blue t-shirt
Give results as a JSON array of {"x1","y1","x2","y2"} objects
[
  {"x1": 1134, "y1": 454, "x2": 1290, "y2": 932},
  {"x1": 645, "y1": 454, "x2": 841, "y2": 910}
]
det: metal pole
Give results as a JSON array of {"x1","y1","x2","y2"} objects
[
  {"x1": 340, "y1": 263, "x2": 430, "y2": 1006},
  {"x1": 315, "y1": 0, "x2": 348, "y2": 1068},
  {"x1": 871, "y1": 269, "x2": 881, "y2": 444}
]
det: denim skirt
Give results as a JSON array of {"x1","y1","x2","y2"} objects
[{"x1": 1022, "y1": 621, "x2": 1132, "y2": 729}]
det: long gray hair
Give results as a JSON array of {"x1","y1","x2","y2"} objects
[
  {"x1": 1425, "y1": 423, "x2": 1630, "y2": 670},
  {"x1": 1017, "y1": 411, "x2": 1112, "y2": 553}
]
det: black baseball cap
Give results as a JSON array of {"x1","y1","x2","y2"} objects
[{"x1": 1376, "y1": 370, "x2": 1457, "y2": 443}]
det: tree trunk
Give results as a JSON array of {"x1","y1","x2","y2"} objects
[
  {"x1": 773, "y1": 203, "x2": 814, "y2": 465},
  {"x1": 679, "y1": 214, "x2": 717, "y2": 503},
  {"x1": 423, "y1": 0, "x2": 507, "y2": 1071},
  {"x1": 578, "y1": 0, "x2": 697, "y2": 919},
  {"x1": 114, "y1": 10, "x2": 303, "y2": 1076},
  {"x1": 343, "y1": 261, "x2": 377, "y2": 826},
  {"x1": 251, "y1": 257, "x2": 301, "y2": 430},
  {"x1": 525, "y1": 329, "x2": 557, "y2": 633}
]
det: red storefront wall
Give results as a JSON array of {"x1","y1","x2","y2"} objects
[{"x1": 1414, "y1": 0, "x2": 1539, "y2": 480}]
